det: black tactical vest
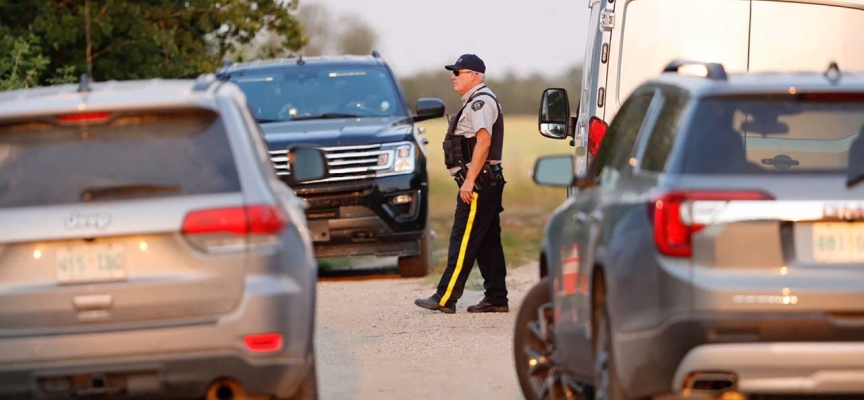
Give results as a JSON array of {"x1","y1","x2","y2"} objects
[{"x1": 442, "y1": 87, "x2": 504, "y2": 169}]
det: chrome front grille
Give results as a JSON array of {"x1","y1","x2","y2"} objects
[{"x1": 269, "y1": 144, "x2": 394, "y2": 183}]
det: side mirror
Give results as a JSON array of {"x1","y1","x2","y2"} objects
[
  {"x1": 288, "y1": 147, "x2": 329, "y2": 183},
  {"x1": 414, "y1": 98, "x2": 446, "y2": 122},
  {"x1": 538, "y1": 88, "x2": 571, "y2": 139},
  {"x1": 533, "y1": 155, "x2": 575, "y2": 187}
]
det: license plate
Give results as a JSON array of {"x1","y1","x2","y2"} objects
[
  {"x1": 812, "y1": 222, "x2": 864, "y2": 263},
  {"x1": 56, "y1": 244, "x2": 126, "y2": 284}
]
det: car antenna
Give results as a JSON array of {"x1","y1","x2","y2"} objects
[
  {"x1": 77, "y1": 73, "x2": 91, "y2": 93},
  {"x1": 297, "y1": 54, "x2": 306, "y2": 66},
  {"x1": 824, "y1": 61, "x2": 841, "y2": 83}
]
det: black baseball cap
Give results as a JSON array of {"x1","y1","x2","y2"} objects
[{"x1": 444, "y1": 54, "x2": 486, "y2": 74}]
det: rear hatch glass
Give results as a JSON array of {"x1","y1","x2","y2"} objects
[
  {"x1": 680, "y1": 94, "x2": 864, "y2": 175},
  {"x1": 0, "y1": 110, "x2": 240, "y2": 208}
]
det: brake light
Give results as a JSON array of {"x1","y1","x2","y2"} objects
[
  {"x1": 57, "y1": 112, "x2": 111, "y2": 123},
  {"x1": 243, "y1": 333, "x2": 283, "y2": 353},
  {"x1": 587, "y1": 117, "x2": 608, "y2": 157},
  {"x1": 652, "y1": 191, "x2": 773, "y2": 257},
  {"x1": 182, "y1": 205, "x2": 286, "y2": 235}
]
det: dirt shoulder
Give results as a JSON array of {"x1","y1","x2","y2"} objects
[{"x1": 316, "y1": 263, "x2": 539, "y2": 400}]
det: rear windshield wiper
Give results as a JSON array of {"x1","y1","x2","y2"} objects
[
  {"x1": 256, "y1": 118, "x2": 285, "y2": 123},
  {"x1": 80, "y1": 184, "x2": 180, "y2": 201},
  {"x1": 289, "y1": 113, "x2": 364, "y2": 121}
]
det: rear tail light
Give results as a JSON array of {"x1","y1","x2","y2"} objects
[
  {"x1": 57, "y1": 112, "x2": 112, "y2": 123},
  {"x1": 652, "y1": 191, "x2": 773, "y2": 257},
  {"x1": 182, "y1": 205, "x2": 286, "y2": 252},
  {"x1": 243, "y1": 333, "x2": 283, "y2": 353},
  {"x1": 587, "y1": 116, "x2": 608, "y2": 157}
]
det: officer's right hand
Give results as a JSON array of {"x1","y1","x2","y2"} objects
[{"x1": 459, "y1": 179, "x2": 474, "y2": 204}]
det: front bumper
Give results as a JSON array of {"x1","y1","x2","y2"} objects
[
  {"x1": 615, "y1": 312, "x2": 864, "y2": 398},
  {"x1": 0, "y1": 275, "x2": 315, "y2": 399},
  {"x1": 290, "y1": 174, "x2": 428, "y2": 258}
]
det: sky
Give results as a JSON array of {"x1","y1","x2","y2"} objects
[{"x1": 302, "y1": 0, "x2": 591, "y2": 78}]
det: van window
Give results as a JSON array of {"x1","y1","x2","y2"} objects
[
  {"x1": 618, "y1": 0, "x2": 750, "y2": 102},
  {"x1": 642, "y1": 93, "x2": 688, "y2": 172},
  {"x1": 681, "y1": 95, "x2": 864, "y2": 175},
  {"x1": 749, "y1": 1, "x2": 864, "y2": 72},
  {"x1": 0, "y1": 111, "x2": 240, "y2": 208}
]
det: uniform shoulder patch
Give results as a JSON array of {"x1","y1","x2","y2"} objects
[{"x1": 471, "y1": 100, "x2": 485, "y2": 111}]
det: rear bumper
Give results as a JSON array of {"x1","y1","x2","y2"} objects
[
  {"x1": 673, "y1": 342, "x2": 864, "y2": 394},
  {"x1": 0, "y1": 351, "x2": 312, "y2": 399},
  {"x1": 0, "y1": 275, "x2": 315, "y2": 399},
  {"x1": 614, "y1": 312, "x2": 864, "y2": 398}
]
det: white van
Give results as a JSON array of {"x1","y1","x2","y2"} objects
[{"x1": 539, "y1": 0, "x2": 864, "y2": 176}]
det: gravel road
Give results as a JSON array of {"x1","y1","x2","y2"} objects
[{"x1": 316, "y1": 262, "x2": 539, "y2": 400}]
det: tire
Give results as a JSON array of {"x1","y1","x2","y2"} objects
[
  {"x1": 514, "y1": 277, "x2": 590, "y2": 400},
  {"x1": 398, "y1": 229, "x2": 433, "y2": 278},
  {"x1": 289, "y1": 358, "x2": 318, "y2": 400},
  {"x1": 593, "y1": 305, "x2": 627, "y2": 400}
]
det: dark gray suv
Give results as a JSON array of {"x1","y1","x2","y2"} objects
[
  {"x1": 0, "y1": 75, "x2": 327, "y2": 399},
  {"x1": 515, "y1": 61, "x2": 864, "y2": 400}
]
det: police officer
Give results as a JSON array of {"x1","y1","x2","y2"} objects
[{"x1": 414, "y1": 54, "x2": 508, "y2": 314}]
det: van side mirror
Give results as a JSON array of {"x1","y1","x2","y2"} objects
[
  {"x1": 414, "y1": 98, "x2": 446, "y2": 122},
  {"x1": 288, "y1": 147, "x2": 329, "y2": 183},
  {"x1": 538, "y1": 88, "x2": 571, "y2": 139}
]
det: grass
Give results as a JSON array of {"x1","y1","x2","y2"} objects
[
  {"x1": 420, "y1": 115, "x2": 571, "y2": 287},
  {"x1": 319, "y1": 115, "x2": 573, "y2": 287}
]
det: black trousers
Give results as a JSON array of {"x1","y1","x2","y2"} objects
[{"x1": 436, "y1": 174, "x2": 508, "y2": 307}]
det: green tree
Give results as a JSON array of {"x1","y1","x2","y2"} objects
[
  {"x1": 0, "y1": 29, "x2": 76, "y2": 90},
  {"x1": 0, "y1": 0, "x2": 307, "y2": 83}
]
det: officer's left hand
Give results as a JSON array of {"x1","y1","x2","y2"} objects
[{"x1": 459, "y1": 179, "x2": 475, "y2": 204}]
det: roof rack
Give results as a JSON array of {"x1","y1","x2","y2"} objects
[
  {"x1": 192, "y1": 73, "x2": 218, "y2": 91},
  {"x1": 663, "y1": 60, "x2": 727, "y2": 81}
]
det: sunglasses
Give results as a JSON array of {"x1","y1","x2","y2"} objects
[{"x1": 452, "y1": 70, "x2": 474, "y2": 77}]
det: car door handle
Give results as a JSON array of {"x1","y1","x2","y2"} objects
[{"x1": 572, "y1": 212, "x2": 588, "y2": 224}]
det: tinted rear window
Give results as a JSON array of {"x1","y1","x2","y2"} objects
[
  {"x1": 0, "y1": 110, "x2": 240, "y2": 208},
  {"x1": 681, "y1": 95, "x2": 864, "y2": 174}
]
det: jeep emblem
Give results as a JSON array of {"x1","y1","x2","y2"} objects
[{"x1": 65, "y1": 212, "x2": 111, "y2": 230}]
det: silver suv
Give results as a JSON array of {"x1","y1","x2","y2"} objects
[
  {"x1": 516, "y1": 61, "x2": 864, "y2": 400},
  {"x1": 0, "y1": 75, "x2": 327, "y2": 399}
]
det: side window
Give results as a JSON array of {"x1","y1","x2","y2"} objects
[
  {"x1": 233, "y1": 98, "x2": 277, "y2": 176},
  {"x1": 592, "y1": 91, "x2": 655, "y2": 178},
  {"x1": 642, "y1": 93, "x2": 688, "y2": 172}
]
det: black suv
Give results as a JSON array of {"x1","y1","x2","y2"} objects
[{"x1": 217, "y1": 53, "x2": 445, "y2": 277}]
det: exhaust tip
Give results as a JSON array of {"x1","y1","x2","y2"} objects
[
  {"x1": 206, "y1": 378, "x2": 244, "y2": 400},
  {"x1": 684, "y1": 371, "x2": 738, "y2": 393}
]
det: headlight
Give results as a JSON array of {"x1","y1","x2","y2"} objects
[{"x1": 377, "y1": 141, "x2": 415, "y2": 176}]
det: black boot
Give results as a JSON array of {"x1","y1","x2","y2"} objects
[
  {"x1": 414, "y1": 295, "x2": 456, "y2": 314},
  {"x1": 467, "y1": 298, "x2": 508, "y2": 313}
]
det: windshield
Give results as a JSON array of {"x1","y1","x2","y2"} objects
[
  {"x1": 229, "y1": 65, "x2": 406, "y2": 122},
  {"x1": 681, "y1": 94, "x2": 864, "y2": 174}
]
